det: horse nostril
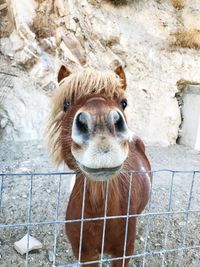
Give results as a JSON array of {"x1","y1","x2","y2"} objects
[
  {"x1": 76, "y1": 112, "x2": 89, "y2": 135},
  {"x1": 111, "y1": 111, "x2": 126, "y2": 133},
  {"x1": 112, "y1": 111, "x2": 120, "y2": 124}
]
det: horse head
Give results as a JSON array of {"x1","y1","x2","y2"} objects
[{"x1": 48, "y1": 62, "x2": 133, "y2": 181}]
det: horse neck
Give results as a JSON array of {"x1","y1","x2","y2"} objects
[{"x1": 73, "y1": 173, "x2": 126, "y2": 215}]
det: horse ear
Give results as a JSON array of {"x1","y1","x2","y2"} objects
[
  {"x1": 111, "y1": 60, "x2": 127, "y2": 89},
  {"x1": 57, "y1": 65, "x2": 71, "y2": 83}
]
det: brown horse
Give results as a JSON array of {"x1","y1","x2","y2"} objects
[{"x1": 47, "y1": 62, "x2": 151, "y2": 267}]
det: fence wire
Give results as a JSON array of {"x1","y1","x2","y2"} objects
[{"x1": 0, "y1": 170, "x2": 200, "y2": 267}]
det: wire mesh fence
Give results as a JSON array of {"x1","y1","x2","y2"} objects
[{"x1": 0, "y1": 170, "x2": 200, "y2": 267}]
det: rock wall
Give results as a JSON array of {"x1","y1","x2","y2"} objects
[
  {"x1": 0, "y1": 0, "x2": 200, "y2": 145},
  {"x1": 0, "y1": 57, "x2": 50, "y2": 141}
]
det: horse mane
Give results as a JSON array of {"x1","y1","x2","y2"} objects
[{"x1": 47, "y1": 67, "x2": 126, "y2": 165}]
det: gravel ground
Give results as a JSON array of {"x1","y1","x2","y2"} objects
[{"x1": 0, "y1": 140, "x2": 200, "y2": 267}]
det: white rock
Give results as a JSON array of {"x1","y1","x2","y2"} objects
[
  {"x1": 183, "y1": 0, "x2": 200, "y2": 29},
  {"x1": 14, "y1": 234, "x2": 42, "y2": 255},
  {"x1": 30, "y1": 53, "x2": 55, "y2": 80},
  {"x1": 9, "y1": 0, "x2": 36, "y2": 40},
  {"x1": 54, "y1": 0, "x2": 68, "y2": 17},
  {"x1": 140, "y1": 236, "x2": 144, "y2": 242},
  {"x1": 0, "y1": 118, "x2": 8, "y2": 129},
  {"x1": 40, "y1": 37, "x2": 57, "y2": 52},
  {"x1": 60, "y1": 41, "x2": 80, "y2": 64},
  {"x1": 15, "y1": 49, "x2": 36, "y2": 66},
  {"x1": 9, "y1": 30, "x2": 24, "y2": 51},
  {"x1": 1, "y1": 0, "x2": 200, "y2": 146},
  {"x1": 0, "y1": 38, "x2": 14, "y2": 57},
  {"x1": 48, "y1": 250, "x2": 54, "y2": 262},
  {"x1": 0, "y1": 71, "x2": 50, "y2": 141}
]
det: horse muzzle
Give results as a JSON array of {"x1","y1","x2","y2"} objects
[{"x1": 78, "y1": 163, "x2": 122, "y2": 181}]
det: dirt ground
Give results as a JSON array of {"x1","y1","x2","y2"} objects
[{"x1": 0, "y1": 140, "x2": 200, "y2": 267}]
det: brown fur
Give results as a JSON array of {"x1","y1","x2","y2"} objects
[
  {"x1": 47, "y1": 65, "x2": 151, "y2": 266},
  {"x1": 171, "y1": 29, "x2": 200, "y2": 49},
  {"x1": 47, "y1": 67, "x2": 125, "y2": 165}
]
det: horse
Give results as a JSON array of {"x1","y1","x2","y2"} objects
[{"x1": 47, "y1": 62, "x2": 151, "y2": 267}]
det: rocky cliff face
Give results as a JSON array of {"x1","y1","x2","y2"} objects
[{"x1": 0, "y1": 0, "x2": 200, "y2": 145}]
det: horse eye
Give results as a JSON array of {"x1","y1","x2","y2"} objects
[
  {"x1": 63, "y1": 99, "x2": 70, "y2": 112},
  {"x1": 120, "y1": 99, "x2": 127, "y2": 110}
]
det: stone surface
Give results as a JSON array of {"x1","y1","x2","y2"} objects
[
  {"x1": 0, "y1": 59, "x2": 50, "y2": 141},
  {"x1": 182, "y1": 0, "x2": 200, "y2": 29},
  {"x1": 0, "y1": 140, "x2": 200, "y2": 266},
  {"x1": 179, "y1": 85, "x2": 200, "y2": 150},
  {"x1": 14, "y1": 234, "x2": 42, "y2": 255},
  {"x1": 0, "y1": 0, "x2": 200, "y2": 145}
]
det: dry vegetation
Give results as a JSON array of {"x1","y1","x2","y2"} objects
[
  {"x1": 170, "y1": 0, "x2": 200, "y2": 49},
  {"x1": 171, "y1": 0, "x2": 185, "y2": 10},
  {"x1": 0, "y1": 1, "x2": 10, "y2": 37},
  {"x1": 176, "y1": 79, "x2": 200, "y2": 92},
  {"x1": 31, "y1": 1, "x2": 57, "y2": 39},
  {"x1": 172, "y1": 29, "x2": 200, "y2": 49},
  {"x1": 106, "y1": 0, "x2": 128, "y2": 6}
]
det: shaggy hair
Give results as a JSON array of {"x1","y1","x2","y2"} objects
[
  {"x1": 172, "y1": 29, "x2": 200, "y2": 49},
  {"x1": 47, "y1": 67, "x2": 125, "y2": 165}
]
